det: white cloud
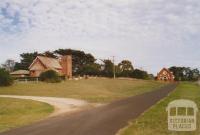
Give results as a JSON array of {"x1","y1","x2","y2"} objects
[{"x1": 0, "y1": 0, "x2": 200, "y2": 74}]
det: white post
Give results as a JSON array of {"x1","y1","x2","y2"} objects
[{"x1": 112, "y1": 56, "x2": 116, "y2": 79}]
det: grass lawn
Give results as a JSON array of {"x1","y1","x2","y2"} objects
[
  {"x1": 0, "y1": 78, "x2": 165, "y2": 103},
  {"x1": 120, "y1": 82, "x2": 200, "y2": 135},
  {"x1": 0, "y1": 98, "x2": 53, "y2": 133}
]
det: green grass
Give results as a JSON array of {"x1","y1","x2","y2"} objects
[
  {"x1": 120, "y1": 82, "x2": 200, "y2": 135},
  {"x1": 0, "y1": 78, "x2": 164, "y2": 133},
  {"x1": 0, "y1": 98, "x2": 53, "y2": 132},
  {"x1": 0, "y1": 78, "x2": 165, "y2": 103}
]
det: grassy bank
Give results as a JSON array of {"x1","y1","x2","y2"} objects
[
  {"x1": 0, "y1": 79, "x2": 165, "y2": 103},
  {"x1": 120, "y1": 83, "x2": 200, "y2": 135},
  {"x1": 0, "y1": 98, "x2": 53, "y2": 132}
]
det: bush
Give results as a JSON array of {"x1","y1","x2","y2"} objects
[
  {"x1": 131, "y1": 69, "x2": 149, "y2": 80},
  {"x1": 0, "y1": 68, "x2": 13, "y2": 86},
  {"x1": 80, "y1": 64, "x2": 100, "y2": 76},
  {"x1": 40, "y1": 70, "x2": 61, "y2": 83}
]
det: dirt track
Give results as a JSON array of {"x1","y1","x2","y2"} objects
[
  {"x1": 0, "y1": 83, "x2": 177, "y2": 135},
  {"x1": 0, "y1": 95, "x2": 88, "y2": 116}
]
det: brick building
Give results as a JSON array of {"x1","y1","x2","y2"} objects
[
  {"x1": 29, "y1": 55, "x2": 72, "y2": 78},
  {"x1": 157, "y1": 68, "x2": 174, "y2": 81}
]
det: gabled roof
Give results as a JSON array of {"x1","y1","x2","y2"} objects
[
  {"x1": 29, "y1": 56, "x2": 62, "y2": 70},
  {"x1": 10, "y1": 70, "x2": 30, "y2": 75},
  {"x1": 160, "y1": 68, "x2": 174, "y2": 76}
]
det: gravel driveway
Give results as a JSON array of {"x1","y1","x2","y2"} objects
[
  {"x1": 0, "y1": 83, "x2": 177, "y2": 135},
  {"x1": 0, "y1": 95, "x2": 88, "y2": 116}
]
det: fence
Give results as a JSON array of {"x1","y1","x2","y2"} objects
[{"x1": 14, "y1": 76, "x2": 66, "y2": 83}]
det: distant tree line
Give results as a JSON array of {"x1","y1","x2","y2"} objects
[
  {"x1": 1, "y1": 49, "x2": 199, "y2": 81},
  {"x1": 169, "y1": 66, "x2": 200, "y2": 81},
  {"x1": 10, "y1": 49, "x2": 150, "y2": 79}
]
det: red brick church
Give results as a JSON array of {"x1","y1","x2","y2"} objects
[
  {"x1": 157, "y1": 68, "x2": 174, "y2": 81},
  {"x1": 29, "y1": 55, "x2": 72, "y2": 78}
]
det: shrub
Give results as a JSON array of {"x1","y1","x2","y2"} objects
[
  {"x1": 131, "y1": 69, "x2": 149, "y2": 80},
  {"x1": 0, "y1": 68, "x2": 13, "y2": 86},
  {"x1": 40, "y1": 70, "x2": 61, "y2": 83}
]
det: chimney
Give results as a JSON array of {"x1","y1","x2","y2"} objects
[{"x1": 60, "y1": 55, "x2": 72, "y2": 78}]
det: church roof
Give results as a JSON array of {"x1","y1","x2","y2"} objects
[{"x1": 29, "y1": 56, "x2": 62, "y2": 70}]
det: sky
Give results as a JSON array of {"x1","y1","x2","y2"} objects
[{"x1": 0, "y1": 0, "x2": 200, "y2": 74}]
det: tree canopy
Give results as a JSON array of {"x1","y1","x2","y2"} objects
[
  {"x1": 54, "y1": 49, "x2": 96, "y2": 75},
  {"x1": 0, "y1": 68, "x2": 13, "y2": 86},
  {"x1": 169, "y1": 66, "x2": 200, "y2": 81},
  {"x1": 101, "y1": 59, "x2": 114, "y2": 77},
  {"x1": 14, "y1": 52, "x2": 39, "y2": 70},
  {"x1": 131, "y1": 69, "x2": 149, "y2": 80},
  {"x1": 1, "y1": 59, "x2": 15, "y2": 72},
  {"x1": 12, "y1": 49, "x2": 199, "y2": 81},
  {"x1": 117, "y1": 60, "x2": 134, "y2": 77}
]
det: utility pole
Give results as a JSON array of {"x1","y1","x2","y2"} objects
[{"x1": 112, "y1": 56, "x2": 116, "y2": 79}]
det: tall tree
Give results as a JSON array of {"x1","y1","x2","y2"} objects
[
  {"x1": 169, "y1": 66, "x2": 200, "y2": 81},
  {"x1": 169, "y1": 66, "x2": 184, "y2": 81},
  {"x1": 118, "y1": 60, "x2": 134, "y2": 77},
  {"x1": 80, "y1": 63, "x2": 101, "y2": 76},
  {"x1": 118, "y1": 60, "x2": 134, "y2": 72},
  {"x1": 101, "y1": 59, "x2": 114, "y2": 77},
  {"x1": 131, "y1": 69, "x2": 149, "y2": 79},
  {"x1": 191, "y1": 68, "x2": 200, "y2": 81},
  {"x1": 1, "y1": 59, "x2": 15, "y2": 72},
  {"x1": 42, "y1": 51, "x2": 57, "y2": 58},
  {"x1": 54, "y1": 49, "x2": 96, "y2": 75},
  {"x1": 14, "y1": 52, "x2": 39, "y2": 70}
]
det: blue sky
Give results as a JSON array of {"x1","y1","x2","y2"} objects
[{"x1": 0, "y1": 0, "x2": 200, "y2": 74}]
